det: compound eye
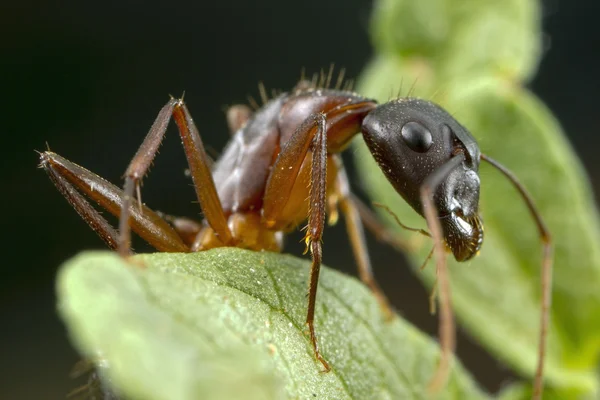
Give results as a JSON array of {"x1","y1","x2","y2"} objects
[{"x1": 400, "y1": 121, "x2": 433, "y2": 153}]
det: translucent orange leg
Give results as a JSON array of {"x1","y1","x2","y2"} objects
[
  {"x1": 420, "y1": 153, "x2": 465, "y2": 394},
  {"x1": 119, "y1": 98, "x2": 233, "y2": 256},
  {"x1": 481, "y1": 154, "x2": 553, "y2": 400},
  {"x1": 262, "y1": 113, "x2": 331, "y2": 371},
  {"x1": 39, "y1": 151, "x2": 188, "y2": 253},
  {"x1": 331, "y1": 156, "x2": 395, "y2": 320}
]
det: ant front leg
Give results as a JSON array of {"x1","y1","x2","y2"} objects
[
  {"x1": 330, "y1": 156, "x2": 395, "y2": 320},
  {"x1": 119, "y1": 98, "x2": 234, "y2": 256},
  {"x1": 39, "y1": 152, "x2": 189, "y2": 252},
  {"x1": 420, "y1": 153, "x2": 466, "y2": 394},
  {"x1": 481, "y1": 154, "x2": 553, "y2": 400},
  {"x1": 154, "y1": 212, "x2": 203, "y2": 248},
  {"x1": 350, "y1": 196, "x2": 419, "y2": 253},
  {"x1": 262, "y1": 113, "x2": 331, "y2": 372}
]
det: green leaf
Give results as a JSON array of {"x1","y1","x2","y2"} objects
[
  {"x1": 355, "y1": 65, "x2": 600, "y2": 396},
  {"x1": 370, "y1": 0, "x2": 541, "y2": 81},
  {"x1": 497, "y1": 381, "x2": 580, "y2": 400},
  {"x1": 58, "y1": 249, "x2": 489, "y2": 400},
  {"x1": 362, "y1": 0, "x2": 600, "y2": 396}
]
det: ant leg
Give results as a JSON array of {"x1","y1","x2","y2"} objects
[
  {"x1": 481, "y1": 154, "x2": 553, "y2": 400},
  {"x1": 68, "y1": 359, "x2": 116, "y2": 400},
  {"x1": 226, "y1": 104, "x2": 252, "y2": 134},
  {"x1": 332, "y1": 157, "x2": 394, "y2": 320},
  {"x1": 155, "y1": 211, "x2": 203, "y2": 248},
  {"x1": 262, "y1": 113, "x2": 330, "y2": 371},
  {"x1": 119, "y1": 98, "x2": 233, "y2": 256},
  {"x1": 40, "y1": 151, "x2": 188, "y2": 252},
  {"x1": 262, "y1": 113, "x2": 326, "y2": 226},
  {"x1": 303, "y1": 115, "x2": 330, "y2": 372},
  {"x1": 41, "y1": 153, "x2": 120, "y2": 251},
  {"x1": 419, "y1": 153, "x2": 466, "y2": 394},
  {"x1": 349, "y1": 194, "x2": 426, "y2": 253}
]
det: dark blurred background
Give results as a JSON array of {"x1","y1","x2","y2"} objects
[{"x1": 1, "y1": 0, "x2": 598, "y2": 398}]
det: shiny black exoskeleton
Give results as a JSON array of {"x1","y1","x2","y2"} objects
[{"x1": 361, "y1": 98, "x2": 483, "y2": 261}]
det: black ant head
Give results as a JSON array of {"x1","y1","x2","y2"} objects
[{"x1": 361, "y1": 98, "x2": 483, "y2": 261}]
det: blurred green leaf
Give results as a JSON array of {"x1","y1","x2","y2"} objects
[
  {"x1": 370, "y1": 0, "x2": 541, "y2": 81},
  {"x1": 58, "y1": 250, "x2": 490, "y2": 400},
  {"x1": 360, "y1": 0, "x2": 600, "y2": 396},
  {"x1": 497, "y1": 381, "x2": 577, "y2": 400},
  {"x1": 356, "y1": 59, "x2": 600, "y2": 397}
]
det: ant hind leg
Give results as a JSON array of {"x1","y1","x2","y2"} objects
[
  {"x1": 119, "y1": 97, "x2": 234, "y2": 256},
  {"x1": 39, "y1": 151, "x2": 189, "y2": 253}
]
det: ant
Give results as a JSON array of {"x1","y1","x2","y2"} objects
[
  {"x1": 67, "y1": 360, "x2": 118, "y2": 400},
  {"x1": 39, "y1": 69, "x2": 552, "y2": 399}
]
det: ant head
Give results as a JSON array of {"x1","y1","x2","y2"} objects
[{"x1": 361, "y1": 98, "x2": 483, "y2": 261}]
